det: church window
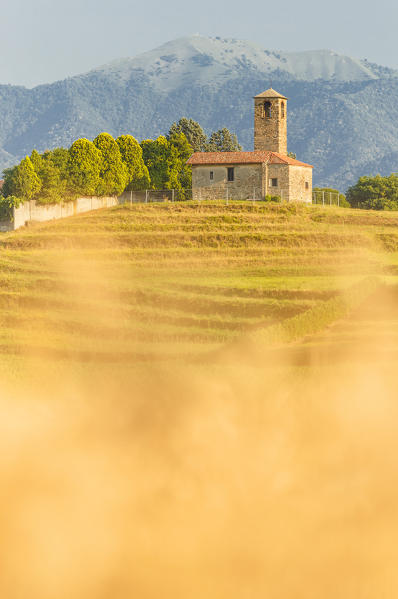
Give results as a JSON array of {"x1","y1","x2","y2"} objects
[
  {"x1": 305, "y1": 182, "x2": 309, "y2": 189},
  {"x1": 281, "y1": 102, "x2": 285, "y2": 118},
  {"x1": 210, "y1": 171, "x2": 214, "y2": 180},
  {"x1": 227, "y1": 167, "x2": 235, "y2": 182},
  {"x1": 270, "y1": 178, "x2": 278, "y2": 187},
  {"x1": 264, "y1": 101, "x2": 272, "y2": 118}
]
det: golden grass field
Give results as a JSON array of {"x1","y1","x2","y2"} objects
[
  {"x1": 1, "y1": 200, "x2": 398, "y2": 598},
  {"x1": 0, "y1": 200, "x2": 397, "y2": 371}
]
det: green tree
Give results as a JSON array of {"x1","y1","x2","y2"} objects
[
  {"x1": 141, "y1": 136, "x2": 176, "y2": 190},
  {"x1": 30, "y1": 149, "x2": 44, "y2": 172},
  {"x1": 93, "y1": 132, "x2": 128, "y2": 196},
  {"x1": 46, "y1": 147, "x2": 69, "y2": 175},
  {"x1": 141, "y1": 134, "x2": 192, "y2": 190},
  {"x1": 346, "y1": 174, "x2": 398, "y2": 209},
  {"x1": 168, "y1": 118, "x2": 207, "y2": 152},
  {"x1": 168, "y1": 132, "x2": 193, "y2": 189},
  {"x1": 206, "y1": 127, "x2": 242, "y2": 152},
  {"x1": 2, "y1": 156, "x2": 41, "y2": 200},
  {"x1": 2, "y1": 166, "x2": 17, "y2": 198},
  {"x1": 116, "y1": 135, "x2": 150, "y2": 190},
  {"x1": 67, "y1": 138, "x2": 101, "y2": 196},
  {"x1": 29, "y1": 148, "x2": 69, "y2": 204}
]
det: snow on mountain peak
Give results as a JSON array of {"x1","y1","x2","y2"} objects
[{"x1": 91, "y1": 35, "x2": 391, "y2": 91}]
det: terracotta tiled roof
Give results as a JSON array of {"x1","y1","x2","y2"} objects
[
  {"x1": 187, "y1": 151, "x2": 313, "y2": 168},
  {"x1": 271, "y1": 152, "x2": 313, "y2": 167},
  {"x1": 254, "y1": 88, "x2": 288, "y2": 99}
]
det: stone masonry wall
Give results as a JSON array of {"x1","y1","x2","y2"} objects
[
  {"x1": 267, "y1": 164, "x2": 289, "y2": 201},
  {"x1": 191, "y1": 163, "x2": 311, "y2": 202},
  {"x1": 267, "y1": 164, "x2": 312, "y2": 202},
  {"x1": 288, "y1": 166, "x2": 313, "y2": 203},
  {"x1": 192, "y1": 164, "x2": 263, "y2": 200},
  {"x1": 254, "y1": 98, "x2": 287, "y2": 154}
]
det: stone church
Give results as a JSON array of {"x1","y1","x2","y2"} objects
[{"x1": 187, "y1": 88, "x2": 313, "y2": 202}]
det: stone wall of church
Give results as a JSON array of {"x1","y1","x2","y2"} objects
[
  {"x1": 192, "y1": 164, "x2": 263, "y2": 200},
  {"x1": 267, "y1": 164, "x2": 289, "y2": 201},
  {"x1": 191, "y1": 163, "x2": 312, "y2": 203},
  {"x1": 288, "y1": 166, "x2": 313, "y2": 203},
  {"x1": 266, "y1": 164, "x2": 312, "y2": 202}
]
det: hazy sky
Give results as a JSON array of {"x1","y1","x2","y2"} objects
[{"x1": 1, "y1": 0, "x2": 396, "y2": 87}]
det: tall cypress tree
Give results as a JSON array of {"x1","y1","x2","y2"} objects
[
  {"x1": 93, "y1": 132, "x2": 128, "y2": 196},
  {"x1": 67, "y1": 139, "x2": 101, "y2": 196},
  {"x1": 116, "y1": 135, "x2": 150, "y2": 190}
]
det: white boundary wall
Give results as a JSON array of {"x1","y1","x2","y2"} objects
[{"x1": 0, "y1": 196, "x2": 118, "y2": 231}]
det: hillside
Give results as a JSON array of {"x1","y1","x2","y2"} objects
[
  {"x1": 0, "y1": 36, "x2": 397, "y2": 189},
  {"x1": 0, "y1": 200, "x2": 396, "y2": 371},
  {"x1": 1, "y1": 201, "x2": 398, "y2": 598}
]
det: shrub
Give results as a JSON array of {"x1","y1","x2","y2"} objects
[
  {"x1": 0, "y1": 195, "x2": 24, "y2": 221},
  {"x1": 352, "y1": 197, "x2": 398, "y2": 211},
  {"x1": 262, "y1": 194, "x2": 281, "y2": 203}
]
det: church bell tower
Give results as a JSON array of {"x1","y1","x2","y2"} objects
[{"x1": 254, "y1": 88, "x2": 287, "y2": 154}]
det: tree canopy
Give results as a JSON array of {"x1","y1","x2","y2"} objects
[
  {"x1": 346, "y1": 174, "x2": 398, "y2": 210},
  {"x1": 67, "y1": 138, "x2": 102, "y2": 196},
  {"x1": 93, "y1": 132, "x2": 128, "y2": 196},
  {"x1": 2, "y1": 156, "x2": 41, "y2": 200},
  {"x1": 116, "y1": 135, "x2": 150, "y2": 190},
  {"x1": 30, "y1": 148, "x2": 69, "y2": 203},
  {"x1": 168, "y1": 118, "x2": 207, "y2": 152},
  {"x1": 0, "y1": 118, "x2": 243, "y2": 205},
  {"x1": 168, "y1": 119, "x2": 242, "y2": 154},
  {"x1": 206, "y1": 127, "x2": 242, "y2": 152},
  {"x1": 141, "y1": 132, "x2": 193, "y2": 191},
  {"x1": 168, "y1": 132, "x2": 193, "y2": 189}
]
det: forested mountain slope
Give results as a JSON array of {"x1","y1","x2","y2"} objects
[{"x1": 0, "y1": 35, "x2": 397, "y2": 189}]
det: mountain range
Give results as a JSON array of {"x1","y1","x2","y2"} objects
[{"x1": 1, "y1": 35, "x2": 398, "y2": 189}]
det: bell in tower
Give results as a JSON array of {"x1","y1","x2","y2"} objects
[{"x1": 254, "y1": 88, "x2": 287, "y2": 154}]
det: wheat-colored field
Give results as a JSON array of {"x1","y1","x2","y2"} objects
[
  {"x1": 0, "y1": 200, "x2": 396, "y2": 372},
  {"x1": 1, "y1": 201, "x2": 398, "y2": 598}
]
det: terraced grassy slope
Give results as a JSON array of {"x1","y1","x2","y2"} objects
[
  {"x1": 2, "y1": 200, "x2": 398, "y2": 599},
  {"x1": 0, "y1": 200, "x2": 396, "y2": 371}
]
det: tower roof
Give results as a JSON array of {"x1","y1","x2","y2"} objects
[{"x1": 254, "y1": 88, "x2": 288, "y2": 99}]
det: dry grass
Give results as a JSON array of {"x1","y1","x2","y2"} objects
[
  {"x1": 0, "y1": 200, "x2": 394, "y2": 372},
  {"x1": 0, "y1": 202, "x2": 398, "y2": 598}
]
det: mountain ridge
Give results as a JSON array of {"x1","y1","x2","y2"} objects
[{"x1": 0, "y1": 35, "x2": 397, "y2": 189}]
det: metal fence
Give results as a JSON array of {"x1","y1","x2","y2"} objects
[
  {"x1": 312, "y1": 190, "x2": 341, "y2": 206},
  {"x1": 195, "y1": 188, "x2": 287, "y2": 202},
  {"x1": 119, "y1": 189, "x2": 193, "y2": 204},
  {"x1": 119, "y1": 188, "x2": 287, "y2": 204},
  {"x1": 120, "y1": 188, "x2": 345, "y2": 206}
]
